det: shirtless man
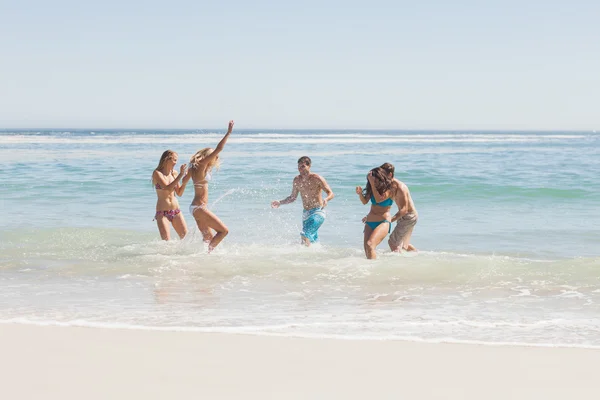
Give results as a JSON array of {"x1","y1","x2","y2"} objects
[
  {"x1": 271, "y1": 156, "x2": 335, "y2": 246},
  {"x1": 380, "y1": 163, "x2": 418, "y2": 252}
]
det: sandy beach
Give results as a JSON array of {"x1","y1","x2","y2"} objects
[{"x1": 0, "y1": 324, "x2": 598, "y2": 399}]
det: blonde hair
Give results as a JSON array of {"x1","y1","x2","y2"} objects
[
  {"x1": 152, "y1": 150, "x2": 177, "y2": 184},
  {"x1": 189, "y1": 148, "x2": 220, "y2": 171}
]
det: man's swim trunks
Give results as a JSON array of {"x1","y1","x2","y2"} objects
[
  {"x1": 301, "y1": 208, "x2": 326, "y2": 243},
  {"x1": 388, "y1": 212, "x2": 418, "y2": 249}
]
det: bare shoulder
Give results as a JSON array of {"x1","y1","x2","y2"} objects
[
  {"x1": 395, "y1": 178, "x2": 408, "y2": 191},
  {"x1": 153, "y1": 169, "x2": 164, "y2": 180},
  {"x1": 311, "y1": 173, "x2": 327, "y2": 183}
]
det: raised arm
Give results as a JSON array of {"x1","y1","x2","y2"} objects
[
  {"x1": 319, "y1": 176, "x2": 334, "y2": 207},
  {"x1": 367, "y1": 173, "x2": 388, "y2": 203},
  {"x1": 153, "y1": 164, "x2": 187, "y2": 193},
  {"x1": 175, "y1": 168, "x2": 191, "y2": 197},
  {"x1": 271, "y1": 178, "x2": 299, "y2": 208},
  {"x1": 197, "y1": 120, "x2": 234, "y2": 166}
]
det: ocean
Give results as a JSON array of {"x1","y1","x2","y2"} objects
[{"x1": 1, "y1": 129, "x2": 599, "y2": 347}]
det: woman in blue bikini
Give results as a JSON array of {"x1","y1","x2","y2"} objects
[
  {"x1": 183, "y1": 120, "x2": 234, "y2": 252},
  {"x1": 356, "y1": 167, "x2": 394, "y2": 259}
]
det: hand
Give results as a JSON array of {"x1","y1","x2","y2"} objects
[
  {"x1": 322, "y1": 199, "x2": 328, "y2": 209},
  {"x1": 355, "y1": 186, "x2": 362, "y2": 195},
  {"x1": 271, "y1": 201, "x2": 280, "y2": 208},
  {"x1": 361, "y1": 216, "x2": 367, "y2": 223},
  {"x1": 227, "y1": 120, "x2": 235, "y2": 133},
  {"x1": 179, "y1": 164, "x2": 187, "y2": 175}
]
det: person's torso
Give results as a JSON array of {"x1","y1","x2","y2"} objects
[
  {"x1": 395, "y1": 179, "x2": 417, "y2": 214},
  {"x1": 191, "y1": 166, "x2": 211, "y2": 205},
  {"x1": 155, "y1": 171, "x2": 180, "y2": 210},
  {"x1": 367, "y1": 197, "x2": 392, "y2": 222},
  {"x1": 297, "y1": 174, "x2": 323, "y2": 210}
]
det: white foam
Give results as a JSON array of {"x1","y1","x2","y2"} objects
[{"x1": 2, "y1": 319, "x2": 600, "y2": 350}]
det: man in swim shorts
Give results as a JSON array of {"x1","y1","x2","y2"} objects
[
  {"x1": 380, "y1": 163, "x2": 418, "y2": 252},
  {"x1": 271, "y1": 156, "x2": 335, "y2": 246}
]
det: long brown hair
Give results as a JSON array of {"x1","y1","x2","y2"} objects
[
  {"x1": 363, "y1": 167, "x2": 393, "y2": 200},
  {"x1": 152, "y1": 150, "x2": 177, "y2": 184}
]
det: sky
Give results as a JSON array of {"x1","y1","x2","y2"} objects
[{"x1": 1, "y1": 0, "x2": 599, "y2": 130}]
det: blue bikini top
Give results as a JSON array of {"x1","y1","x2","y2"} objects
[{"x1": 370, "y1": 195, "x2": 393, "y2": 207}]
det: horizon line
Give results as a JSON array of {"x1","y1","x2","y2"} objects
[{"x1": 1, "y1": 127, "x2": 598, "y2": 133}]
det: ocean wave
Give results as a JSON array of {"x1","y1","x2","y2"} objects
[
  {"x1": 2, "y1": 227, "x2": 599, "y2": 283},
  {"x1": 0, "y1": 133, "x2": 588, "y2": 145}
]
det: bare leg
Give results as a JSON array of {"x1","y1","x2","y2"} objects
[
  {"x1": 388, "y1": 223, "x2": 400, "y2": 252},
  {"x1": 401, "y1": 227, "x2": 416, "y2": 251},
  {"x1": 155, "y1": 215, "x2": 171, "y2": 241},
  {"x1": 171, "y1": 213, "x2": 188, "y2": 239},
  {"x1": 192, "y1": 208, "x2": 229, "y2": 252},
  {"x1": 365, "y1": 222, "x2": 390, "y2": 260},
  {"x1": 196, "y1": 220, "x2": 214, "y2": 244},
  {"x1": 300, "y1": 236, "x2": 311, "y2": 247},
  {"x1": 363, "y1": 226, "x2": 373, "y2": 257}
]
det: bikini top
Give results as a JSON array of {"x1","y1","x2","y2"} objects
[
  {"x1": 194, "y1": 171, "x2": 212, "y2": 187},
  {"x1": 154, "y1": 170, "x2": 175, "y2": 190},
  {"x1": 370, "y1": 195, "x2": 393, "y2": 207}
]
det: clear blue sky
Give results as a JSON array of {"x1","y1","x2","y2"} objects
[{"x1": 1, "y1": 0, "x2": 599, "y2": 129}]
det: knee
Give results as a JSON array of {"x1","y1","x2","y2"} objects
[
  {"x1": 366, "y1": 240, "x2": 377, "y2": 251},
  {"x1": 221, "y1": 227, "x2": 229, "y2": 236}
]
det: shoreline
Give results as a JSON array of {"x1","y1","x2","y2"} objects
[
  {"x1": 2, "y1": 320, "x2": 600, "y2": 350},
  {"x1": 1, "y1": 324, "x2": 598, "y2": 399}
]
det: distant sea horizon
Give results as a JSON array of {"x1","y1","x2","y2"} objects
[{"x1": 1, "y1": 127, "x2": 598, "y2": 133}]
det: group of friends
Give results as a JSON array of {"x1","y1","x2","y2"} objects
[{"x1": 152, "y1": 121, "x2": 418, "y2": 259}]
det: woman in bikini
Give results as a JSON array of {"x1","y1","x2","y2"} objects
[
  {"x1": 356, "y1": 167, "x2": 394, "y2": 259},
  {"x1": 182, "y1": 120, "x2": 234, "y2": 252},
  {"x1": 152, "y1": 150, "x2": 189, "y2": 240}
]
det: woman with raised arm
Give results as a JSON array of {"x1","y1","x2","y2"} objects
[
  {"x1": 152, "y1": 150, "x2": 189, "y2": 240},
  {"x1": 356, "y1": 167, "x2": 394, "y2": 259},
  {"x1": 183, "y1": 120, "x2": 234, "y2": 252}
]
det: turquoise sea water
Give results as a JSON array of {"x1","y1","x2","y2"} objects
[{"x1": 1, "y1": 130, "x2": 599, "y2": 346}]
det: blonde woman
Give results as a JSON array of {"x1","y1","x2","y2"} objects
[
  {"x1": 183, "y1": 120, "x2": 234, "y2": 252},
  {"x1": 152, "y1": 150, "x2": 189, "y2": 240}
]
